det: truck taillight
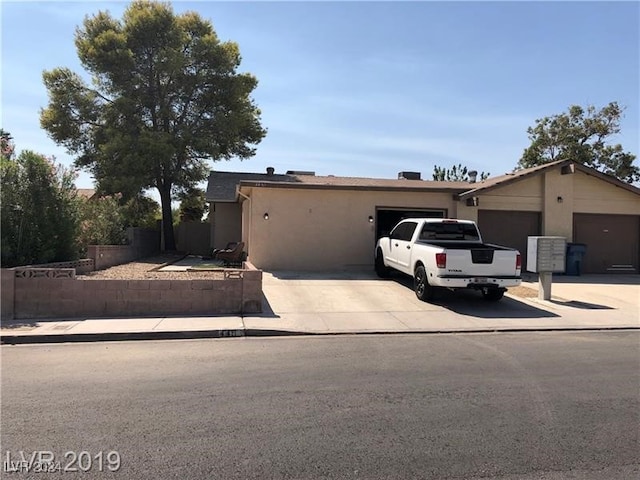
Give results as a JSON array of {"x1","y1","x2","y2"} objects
[
  {"x1": 436, "y1": 253, "x2": 447, "y2": 269},
  {"x1": 516, "y1": 253, "x2": 522, "y2": 270}
]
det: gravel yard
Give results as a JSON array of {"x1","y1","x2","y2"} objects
[{"x1": 77, "y1": 254, "x2": 228, "y2": 280}]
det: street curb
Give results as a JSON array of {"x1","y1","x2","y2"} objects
[
  {"x1": 2, "y1": 326, "x2": 638, "y2": 345},
  {"x1": 0, "y1": 329, "x2": 245, "y2": 345}
]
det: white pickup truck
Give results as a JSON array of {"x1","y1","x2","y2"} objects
[{"x1": 375, "y1": 218, "x2": 522, "y2": 302}]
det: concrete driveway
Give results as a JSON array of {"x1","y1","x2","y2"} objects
[{"x1": 251, "y1": 270, "x2": 638, "y2": 334}]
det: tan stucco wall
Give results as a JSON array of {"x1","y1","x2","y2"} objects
[
  {"x1": 212, "y1": 202, "x2": 243, "y2": 249},
  {"x1": 542, "y1": 168, "x2": 575, "y2": 239},
  {"x1": 476, "y1": 175, "x2": 543, "y2": 211},
  {"x1": 246, "y1": 188, "x2": 458, "y2": 270},
  {"x1": 573, "y1": 171, "x2": 640, "y2": 215}
]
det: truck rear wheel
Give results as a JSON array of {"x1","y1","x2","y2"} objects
[
  {"x1": 375, "y1": 250, "x2": 391, "y2": 278},
  {"x1": 414, "y1": 265, "x2": 434, "y2": 302},
  {"x1": 482, "y1": 287, "x2": 505, "y2": 301}
]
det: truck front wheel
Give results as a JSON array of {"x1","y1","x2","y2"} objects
[{"x1": 414, "y1": 265, "x2": 435, "y2": 302}]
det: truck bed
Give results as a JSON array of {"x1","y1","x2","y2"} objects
[{"x1": 416, "y1": 241, "x2": 515, "y2": 251}]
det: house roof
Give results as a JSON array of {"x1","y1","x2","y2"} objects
[
  {"x1": 206, "y1": 171, "x2": 301, "y2": 202},
  {"x1": 207, "y1": 170, "x2": 474, "y2": 202},
  {"x1": 77, "y1": 188, "x2": 97, "y2": 200},
  {"x1": 458, "y1": 159, "x2": 640, "y2": 198},
  {"x1": 282, "y1": 174, "x2": 470, "y2": 190},
  {"x1": 206, "y1": 160, "x2": 640, "y2": 203}
]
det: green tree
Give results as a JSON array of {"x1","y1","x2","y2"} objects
[
  {"x1": 432, "y1": 164, "x2": 489, "y2": 182},
  {"x1": 519, "y1": 102, "x2": 639, "y2": 183},
  {"x1": 1, "y1": 129, "x2": 15, "y2": 159},
  {"x1": 40, "y1": 0, "x2": 266, "y2": 251},
  {"x1": 1, "y1": 148, "x2": 80, "y2": 267},
  {"x1": 178, "y1": 187, "x2": 208, "y2": 222},
  {"x1": 120, "y1": 194, "x2": 161, "y2": 229},
  {"x1": 77, "y1": 195, "x2": 128, "y2": 251}
]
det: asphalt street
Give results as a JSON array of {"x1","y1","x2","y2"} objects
[{"x1": 1, "y1": 332, "x2": 639, "y2": 479}]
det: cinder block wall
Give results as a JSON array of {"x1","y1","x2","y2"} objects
[
  {"x1": 87, "y1": 227, "x2": 161, "y2": 271},
  {"x1": 1, "y1": 269, "x2": 15, "y2": 320},
  {"x1": 9, "y1": 264, "x2": 263, "y2": 319},
  {"x1": 241, "y1": 262, "x2": 263, "y2": 314},
  {"x1": 88, "y1": 245, "x2": 140, "y2": 271}
]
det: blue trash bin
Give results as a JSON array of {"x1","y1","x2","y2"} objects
[{"x1": 566, "y1": 243, "x2": 587, "y2": 276}]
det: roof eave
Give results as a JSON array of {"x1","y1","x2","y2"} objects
[{"x1": 238, "y1": 180, "x2": 468, "y2": 194}]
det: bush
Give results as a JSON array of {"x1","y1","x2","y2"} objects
[{"x1": 1, "y1": 150, "x2": 80, "y2": 267}]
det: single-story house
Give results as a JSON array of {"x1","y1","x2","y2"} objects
[{"x1": 205, "y1": 160, "x2": 640, "y2": 273}]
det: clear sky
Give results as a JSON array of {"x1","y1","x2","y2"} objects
[{"x1": 2, "y1": 0, "x2": 639, "y2": 191}]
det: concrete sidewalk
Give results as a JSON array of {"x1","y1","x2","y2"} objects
[{"x1": 2, "y1": 274, "x2": 638, "y2": 344}]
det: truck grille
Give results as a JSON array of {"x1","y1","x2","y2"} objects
[{"x1": 471, "y1": 249, "x2": 494, "y2": 264}]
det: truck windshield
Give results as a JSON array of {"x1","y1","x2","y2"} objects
[{"x1": 419, "y1": 222, "x2": 480, "y2": 241}]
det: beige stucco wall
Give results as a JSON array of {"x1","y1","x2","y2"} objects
[
  {"x1": 245, "y1": 187, "x2": 458, "y2": 270},
  {"x1": 573, "y1": 171, "x2": 640, "y2": 215},
  {"x1": 541, "y1": 168, "x2": 575, "y2": 239},
  {"x1": 476, "y1": 175, "x2": 543, "y2": 211},
  {"x1": 212, "y1": 202, "x2": 243, "y2": 250}
]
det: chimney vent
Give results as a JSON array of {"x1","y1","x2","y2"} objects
[
  {"x1": 468, "y1": 170, "x2": 478, "y2": 183},
  {"x1": 398, "y1": 171, "x2": 421, "y2": 180},
  {"x1": 266, "y1": 167, "x2": 275, "y2": 176}
]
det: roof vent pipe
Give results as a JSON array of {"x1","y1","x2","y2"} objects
[
  {"x1": 468, "y1": 170, "x2": 478, "y2": 183},
  {"x1": 266, "y1": 167, "x2": 275, "y2": 176}
]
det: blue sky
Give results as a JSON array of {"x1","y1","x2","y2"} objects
[{"x1": 2, "y1": 1, "x2": 639, "y2": 191}]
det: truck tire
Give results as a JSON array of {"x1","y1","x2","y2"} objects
[
  {"x1": 482, "y1": 287, "x2": 504, "y2": 301},
  {"x1": 375, "y1": 250, "x2": 391, "y2": 278},
  {"x1": 414, "y1": 265, "x2": 434, "y2": 302}
]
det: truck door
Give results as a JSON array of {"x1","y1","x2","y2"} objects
[{"x1": 390, "y1": 221, "x2": 418, "y2": 272}]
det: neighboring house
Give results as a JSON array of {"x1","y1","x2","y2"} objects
[
  {"x1": 77, "y1": 188, "x2": 97, "y2": 201},
  {"x1": 206, "y1": 161, "x2": 640, "y2": 273}
]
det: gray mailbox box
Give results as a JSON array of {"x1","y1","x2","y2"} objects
[
  {"x1": 527, "y1": 236, "x2": 566, "y2": 273},
  {"x1": 527, "y1": 236, "x2": 566, "y2": 300}
]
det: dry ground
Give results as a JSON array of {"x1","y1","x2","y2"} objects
[{"x1": 77, "y1": 254, "x2": 227, "y2": 280}]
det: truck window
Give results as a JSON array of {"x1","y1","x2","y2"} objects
[
  {"x1": 391, "y1": 221, "x2": 418, "y2": 241},
  {"x1": 419, "y1": 222, "x2": 480, "y2": 241}
]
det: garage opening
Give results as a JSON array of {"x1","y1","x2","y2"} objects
[{"x1": 376, "y1": 208, "x2": 445, "y2": 239}]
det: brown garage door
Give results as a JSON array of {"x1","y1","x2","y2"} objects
[
  {"x1": 573, "y1": 214, "x2": 640, "y2": 273},
  {"x1": 478, "y1": 210, "x2": 541, "y2": 270}
]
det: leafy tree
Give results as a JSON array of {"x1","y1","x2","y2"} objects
[
  {"x1": 1, "y1": 129, "x2": 15, "y2": 159},
  {"x1": 40, "y1": 0, "x2": 267, "y2": 251},
  {"x1": 178, "y1": 187, "x2": 208, "y2": 222},
  {"x1": 76, "y1": 193, "x2": 160, "y2": 255},
  {"x1": 1, "y1": 147, "x2": 80, "y2": 267},
  {"x1": 519, "y1": 102, "x2": 639, "y2": 183},
  {"x1": 77, "y1": 195, "x2": 128, "y2": 251},
  {"x1": 120, "y1": 194, "x2": 161, "y2": 229},
  {"x1": 432, "y1": 164, "x2": 489, "y2": 182}
]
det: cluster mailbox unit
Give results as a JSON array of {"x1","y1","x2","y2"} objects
[{"x1": 527, "y1": 236, "x2": 567, "y2": 300}]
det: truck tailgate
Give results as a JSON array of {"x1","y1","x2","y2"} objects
[{"x1": 443, "y1": 248, "x2": 518, "y2": 277}]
